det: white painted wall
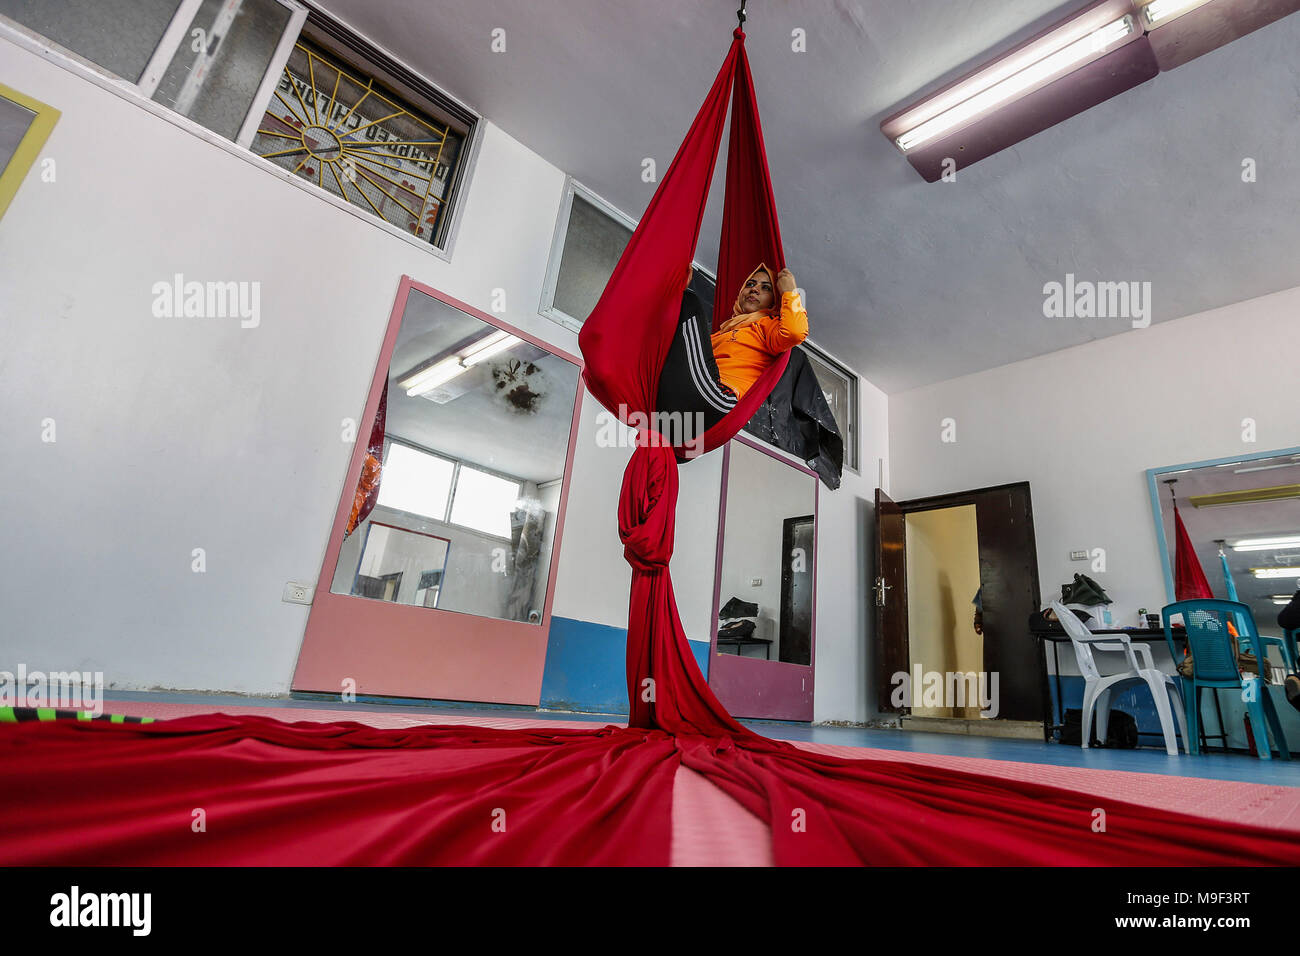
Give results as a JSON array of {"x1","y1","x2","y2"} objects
[
  {"x1": 0, "y1": 34, "x2": 891, "y2": 722},
  {"x1": 888, "y1": 286, "x2": 1300, "y2": 675},
  {"x1": 814, "y1": 377, "x2": 891, "y2": 722},
  {"x1": 0, "y1": 37, "x2": 570, "y2": 695}
]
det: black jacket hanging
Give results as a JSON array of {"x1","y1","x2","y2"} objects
[{"x1": 742, "y1": 345, "x2": 844, "y2": 489}]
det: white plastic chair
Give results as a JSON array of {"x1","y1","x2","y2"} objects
[{"x1": 1050, "y1": 601, "x2": 1188, "y2": 755}]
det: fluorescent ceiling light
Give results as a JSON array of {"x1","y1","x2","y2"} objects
[
  {"x1": 1232, "y1": 535, "x2": 1300, "y2": 552},
  {"x1": 895, "y1": 15, "x2": 1135, "y2": 152},
  {"x1": 1189, "y1": 485, "x2": 1300, "y2": 508},
  {"x1": 402, "y1": 357, "x2": 465, "y2": 397},
  {"x1": 1140, "y1": 0, "x2": 1215, "y2": 28},
  {"x1": 1232, "y1": 458, "x2": 1300, "y2": 474},
  {"x1": 461, "y1": 331, "x2": 519, "y2": 367},
  {"x1": 1251, "y1": 567, "x2": 1300, "y2": 579},
  {"x1": 400, "y1": 329, "x2": 521, "y2": 396}
]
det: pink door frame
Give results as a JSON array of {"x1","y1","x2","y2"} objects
[
  {"x1": 291, "y1": 275, "x2": 586, "y2": 706},
  {"x1": 708, "y1": 434, "x2": 819, "y2": 721}
]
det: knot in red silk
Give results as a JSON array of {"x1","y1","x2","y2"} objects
[
  {"x1": 617, "y1": 440, "x2": 679, "y2": 572},
  {"x1": 733, "y1": 27, "x2": 745, "y2": 40}
]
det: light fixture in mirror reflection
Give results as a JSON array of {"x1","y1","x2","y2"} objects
[
  {"x1": 331, "y1": 289, "x2": 582, "y2": 624},
  {"x1": 716, "y1": 441, "x2": 817, "y2": 665}
]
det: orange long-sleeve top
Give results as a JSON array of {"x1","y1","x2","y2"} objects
[{"x1": 709, "y1": 290, "x2": 809, "y2": 400}]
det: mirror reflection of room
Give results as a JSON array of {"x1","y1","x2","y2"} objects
[
  {"x1": 716, "y1": 440, "x2": 816, "y2": 665},
  {"x1": 1155, "y1": 452, "x2": 1300, "y2": 677},
  {"x1": 330, "y1": 289, "x2": 580, "y2": 624}
]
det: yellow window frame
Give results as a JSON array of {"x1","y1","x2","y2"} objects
[{"x1": 0, "y1": 82, "x2": 60, "y2": 221}]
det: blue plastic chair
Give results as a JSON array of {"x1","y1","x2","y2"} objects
[
  {"x1": 1235, "y1": 623, "x2": 1296, "y2": 677},
  {"x1": 1161, "y1": 600, "x2": 1290, "y2": 760}
]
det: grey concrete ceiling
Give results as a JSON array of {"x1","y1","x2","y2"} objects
[{"x1": 319, "y1": 0, "x2": 1300, "y2": 392}]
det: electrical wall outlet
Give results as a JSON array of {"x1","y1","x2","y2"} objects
[
  {"x1": 750, "y1": 577, "x2": 762, "y2": 587},
  {"x1": 282, "y1": 582, "x2": 315, "y2": 605},
  {"x1": 1069, "y1": 550, "x2": 1089, "y2": 561}
]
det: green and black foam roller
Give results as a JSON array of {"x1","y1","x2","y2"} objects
[{"x1": 0, "y1": 706, "x2": 157, "y2": 724}]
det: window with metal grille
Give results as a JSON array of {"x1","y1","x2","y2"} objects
[{"x1": 250, "y1": 22, "x2": 473, "y2": 249}]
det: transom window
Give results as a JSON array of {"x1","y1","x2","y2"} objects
[
  {"x1": 251, "y1": 35, "x2": 467, "y2": 247},
  {"x1": 0, "y1": 1, "x2": 477, "y2": 251}
]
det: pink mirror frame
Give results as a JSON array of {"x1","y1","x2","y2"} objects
[{"x1": 291, "y1": 275, "x2": 587, "y2": 706}]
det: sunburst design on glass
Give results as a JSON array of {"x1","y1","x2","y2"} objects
[{"x1": 251, "y1": 40, "x2": 464, "y2": 243}]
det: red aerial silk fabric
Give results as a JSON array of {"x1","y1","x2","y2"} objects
[
  {"x1": 1173, "y1": 502, "x2": 1214, "y2": 600},
  {"x1": 3, "y1": 31, "x2": 1298, "y2": 866}
]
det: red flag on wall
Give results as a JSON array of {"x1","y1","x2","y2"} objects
[{"x1": 1173, "y1": 502, "x2": 1213, "y2": 600}]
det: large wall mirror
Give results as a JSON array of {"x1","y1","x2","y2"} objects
[
  {"x1": 1149, "y1": 448, "x2": 1300, "y2": 640},
  {"x1": 330, "y1": 287, "x2": 580, "y2": 623},
  {"x1": 709, "y1": 437, "x2": 819, "y2": 721},
  {"x1": 293, "y1": 277, "x2": 585, "y2": 705},
  {"x1": 1145, "y1": 446, "x2": 1300, "y2": 751}
]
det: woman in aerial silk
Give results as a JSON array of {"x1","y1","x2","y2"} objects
[
  {"x1": 1, "y1": 25, "x2": 1297, "y2": 867},
  {"x1": 653, "y1": 262, "x2": 808, "y2": 456},
  {"x1": 709, "y1": 264, "x2": 807, "y2": 402}
]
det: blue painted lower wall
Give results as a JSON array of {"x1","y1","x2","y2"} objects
[{"x1": 541, "y1": 616, "x2": 711, "y2": 715}]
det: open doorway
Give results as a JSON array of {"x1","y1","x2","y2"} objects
[
  {"x1": 904, "y1": 505, "x2": 983, "y2": 718},
  {"x1": 875, "y1": 482, "x2": 1042, "y2": 724}
]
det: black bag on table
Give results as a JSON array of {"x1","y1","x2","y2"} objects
[{"x1": 718, "y1": 619, "x2": 756, "y2": 639}]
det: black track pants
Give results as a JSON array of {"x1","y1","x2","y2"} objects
[{"x1": 654, "y1": 289, "x2": 738, "y2": 451}]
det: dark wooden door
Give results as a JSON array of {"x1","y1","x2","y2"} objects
[
  {"x1": 779, "y1": 516, "x2": 815, "y2": 665},
  {"x1": 974, "y1": 485, "x2": 1041, "y2": 721},
  {"x1": 874, "y1": 489, "x2": 909, "y2": 713}
]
